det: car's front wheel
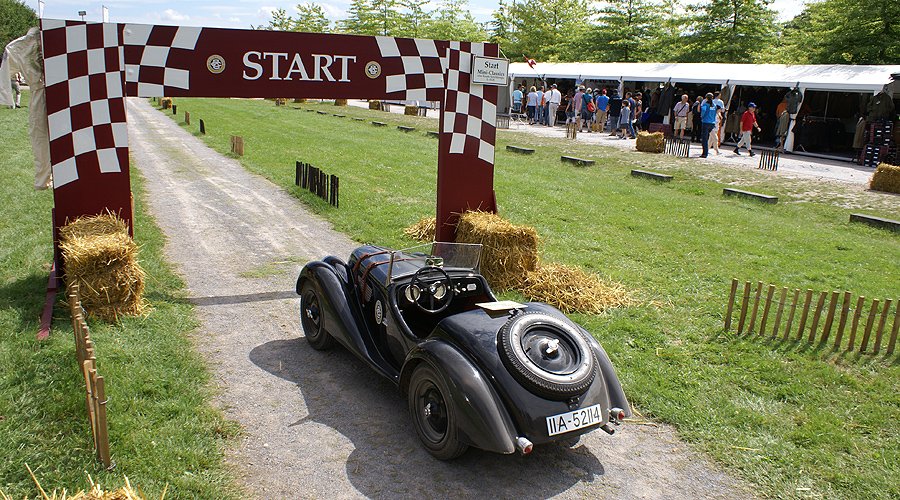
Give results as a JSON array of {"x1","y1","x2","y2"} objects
[
  {"x1": 300, "y1": 281, "x2": 335, "y2": 350},
  {"x1": 408, "y1": 363, "x2": 468, "y2": 460}
]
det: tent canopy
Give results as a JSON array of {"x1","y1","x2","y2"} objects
[{"x1": 509, "y1": 62, "x2": 900, "y2": 92}]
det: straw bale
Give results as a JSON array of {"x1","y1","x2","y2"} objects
[
  {"x1": 522, "y1": 264, "x2": 633, "y2": 315},
  {"x1": 335, "y1": 99, "x2": 348, "y2": 106},
  {"x1": 6, "y1": 466, "x2": 162, "y2": 500},
  {"x1": 60, "y1": 214, "x2": 147, "y2": 322},
  {"x1": 635, "y1": 131, "x2": 665, "y2": 153},
  {"x1": 456, "y1": 211, "x2": 539, "y2": 291},
  {"x1": 159, "y1": 97, "x2": 172, "y2": 109},
  {"x1": 404, "y1": 217, "x2": 436, "y2": 242},
  {"x1": 293, "y1": 98, "x2": 307, "y2": 103},
  {"x1": 369, "y1": 100, "x2": 382, "y2": 110},
  {"x1": 405, "y1": 105, "x2": 418, "y2": 116},
  {"x1": 870, "y1": 162, "x2": 900, "y2": 194}
]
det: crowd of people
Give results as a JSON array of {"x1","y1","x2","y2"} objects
[{"x1": 511, "y1": 82, "x2": 770, "y2": 159}]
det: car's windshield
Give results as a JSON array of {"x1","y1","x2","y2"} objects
[{"x1": 387, "y1": 242, "x2": 482, "y2": 282}]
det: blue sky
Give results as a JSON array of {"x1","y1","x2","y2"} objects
[{"x1": 33, "y1": 0, "x2": 807, "y2": 30}]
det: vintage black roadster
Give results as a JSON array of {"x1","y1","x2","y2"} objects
[{"x1": 296, "y1": 242, "x2": 630, "y2": 459}]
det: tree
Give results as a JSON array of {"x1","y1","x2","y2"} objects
[
  {"x1": 0, "y1": 0, "x2": 38, "y2": 50},
  {"x1": 399, "y1": 0, "x2": 431, "y2": 37},
  {"x1": 421, "y1": 0, "x2": 487, "y2": 42},
  {"x1": 571, "y1": 0, "x2": 659, "y2": 62},
  {"x1": 780, "y1": 0, "x2": 900, "y2": 64},
  {"x1": 293, "y1": 3, "x2": 331, "y2": 33},
  {"x1": 682, "y1": 0, "x2": 778, "y2": 63},
  {"x1": 339, "y1": 0, "x2": 406, "y2": 35},
  {"x1": 488, "y1": 0, "x2": 586, "y2": 62}
]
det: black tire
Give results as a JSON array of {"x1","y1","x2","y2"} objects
[
  {"x1": 408, "y1": 363, "x2": 468, "y2": 460},
  {"x1": 300, "y1": 281, "x2": 335, "y2": 350},
  {"x1": 498, "y1": 312, "x2": 596, "y2": 400}
]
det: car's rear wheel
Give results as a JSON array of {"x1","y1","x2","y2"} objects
[
  {"x1": 498, "y1": 312, "x2": 596, "y2": 400},
  {"x1": 408, "y1": 363, "x2": 468, "y2": 460},
  {"x1": 300, "y1": 281, "x2": 335, "y2": 350}
]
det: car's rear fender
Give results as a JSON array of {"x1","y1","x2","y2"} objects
[
  {"x1": 297, "y1": 259, "x2": 399, "y2": 381},
  {"x1": 589, "y1": 340, "x2": 631, "y2": 418},
  {"x1": 401, "y1": 340, "x2": 517, "y2": 455}
]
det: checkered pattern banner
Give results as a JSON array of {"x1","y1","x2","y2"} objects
[
  {"x1": 374, "y1": 38, "x2": 497, "y2": 163},
  {"x1": 40, "y1": 20, "x2": 202, "y2": 188},
  {"x1": 442, "y1": 42, "x2": 496, "y2": 163},
  {"x1": 123, "y1": 24, "x2": 201, "y2": 97},
  {"x1": 41, "y1": 19, "x2": 129, "y2": 188}
]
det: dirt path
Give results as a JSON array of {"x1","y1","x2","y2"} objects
[{"x1": 126, "y1": 97, "x2": 754, "y2": 499}]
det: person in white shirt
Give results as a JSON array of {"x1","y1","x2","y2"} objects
[
  {"x1": 547, "y1": 84, "x2": 562, "y2": 127},
  {"x1": 673, "y1": 94, "x2": 690, "y2": 138},
  {"x1": 542, "y1": 87, "x2": 552, "y2": 126}
]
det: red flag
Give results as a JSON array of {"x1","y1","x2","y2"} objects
[{"x1": 524, "y1": 55, "x2": 536, "y2": 68}]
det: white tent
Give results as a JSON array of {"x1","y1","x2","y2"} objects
[{"x1": 509, "y1": 62, "x2": 900, "y2": 92}]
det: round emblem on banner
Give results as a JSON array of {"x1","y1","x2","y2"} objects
[
  {"x1": 374, "y1": 300, "x2": 384, "y2": 324},
  {"x1": 364, "y1": 61, "x2": 382, "y2": 79},
  {"x1": 207, "y1": 54, "x2": 226, "y2": 74}
]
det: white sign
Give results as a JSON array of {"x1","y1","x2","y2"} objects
[{"x1": 472, "y1": 56, "x2": 509, "y2": 86}]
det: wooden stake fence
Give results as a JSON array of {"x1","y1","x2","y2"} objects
[
  {"x1": 724, "y1": 278, "x2": 898, "y2": 355},
  {"x1": 230, "y1": 135, "x2": 244, "y2": 156},
  {"x1": 67, "y1": 284, "x2": 112, "y2": 468},
  {"x1": 665, "y1": 136, "x2": 691, "y2": 158}
]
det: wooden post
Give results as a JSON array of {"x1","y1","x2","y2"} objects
[
  {"x1": 820, "y1": 291, "x2": 839, "y2": 343},
  {"x1": 783, "y1": 289, "x2": 800, "y2": 340},
  {"x1": 833, "y1": 291, "x2": 852, "y2": 350},
  {"x1": 872, "y1": 299, "x2": 892, "y2": 354},
  {"x1": 184, "y1": 111, "x2": 190, "y2": 125},
  {"x1": 772, "y1": 287, "x2": 787, "y2": 338},
  {"x1": 83, "y1": 361, "x2": 97, "y2": 445},
  {"x1": 807, "y1": 291, "x2": 827, "y2": 342},
  {"x1": 199, "y1": 119, "x2": 206, "y2": 134},
  {"x1": 759, "y1": 284, "x2": 776, "y2": 336},
  {"x1": 737, "y1": 281, "x2": 751, "y2": 335},
  {"x1": 847, "y1": 296, "x2": 865, "y2": 351},
  {"x1": 94, "y1": 375, "x2": 111, "y2": 468},
  {"x1": 859, "y1": 298, "x2": 879, "y2": 353},
  {"x1": 887, "y1": 301, "x2": 899, "y2": 355},
  {"x1": 796, "y1": 289, "x2": 814, "y2": 341},
  {"x1": 724, "y1": 278, "x2": 738, "y2": 331},
  {"x1": 748, "y1": 281, "x2": 764, "y2": 334}
]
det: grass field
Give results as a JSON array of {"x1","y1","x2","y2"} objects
[
  {"x1": 0, "y1": 96, "x2": 240, "y2": 498},
  {"x1": 160, "y1": 97, "x2": 899, "y2": 499}
]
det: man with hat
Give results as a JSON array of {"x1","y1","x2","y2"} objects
[{"x1": 734, "y1": 102, "x2": 761, "y2": 156}]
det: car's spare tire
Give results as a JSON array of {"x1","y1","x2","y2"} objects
[{"x1": 498, "y1": 312, "x2": 596, "y2": 400}]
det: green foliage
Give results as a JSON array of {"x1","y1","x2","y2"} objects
[
  {"x1": 162, "y1": 97, "x2": 899, "y2": 499},
  {"x1": 780, "y1": 0, "x2": 900, "y2": 64},
  {"x1": 0, "y1": 97, "x2": 239, "y2": 498},
  {"x1": 573, "y1": 0, "x2": 660, "y2": 62},
  {"x1": 489, "y1": 0, "x2": 587, "y2": 61},
  {"x1": 422, "y1": 0, "x2": 487, "y2": 41},
  {"x1": 682, "y1": 0, "x2": 778, "y2": 63},
  {"x1": 0, "y1": 0, "x2": 37, "y2": 50}
]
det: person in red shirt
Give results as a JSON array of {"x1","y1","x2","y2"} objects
[{"x1": 734, "y1": 103, "x2": 761, "y2": 156}]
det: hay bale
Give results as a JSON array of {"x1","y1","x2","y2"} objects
[
  {"x1": 635, "y1": 131, "x2": 665, "y2": 153},
  {"x1": 60, "y1": 214, "x2": 147, "y2": 322},
  {"x1": 405, "y1": 105, "x2": 418, "y2": 116},
  {"x1": 8, "y1": 466, "x2": 156, "y2": 500},
  {"x1": 522, "y1": 264, "x2": 633, "y2": 314},
  {"x1": 404, "y1": 217, "x2": 435, "y2": 242},
  {"x1": 369, "y1": 100, "x2": 381, "y2": 110},
  {"x1": 159, "y1": 97, "x2": 172, "y2": 109},
  {"x1": 293, "y1": 98, "x2": 307, "y2": 103},
  {"x1": 456, "y1": 211, "x2": 539, "y2": 291},
  {"x1": 870, "y1": 162, "x2": 900, "y2": 194},
  {"x1": 335, "y1": 99, "x2": 348, "y2": 106}
]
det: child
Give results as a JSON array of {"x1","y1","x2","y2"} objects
[
  {"x1": 618, "y1": 100, "x2": 632, "y2": 139},
  {"x1": 734, "y1": 102, "x2": 761, "y2": 156}
]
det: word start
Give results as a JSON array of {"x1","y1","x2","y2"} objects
[{"x1": 243, "y1": 52, "x2": 357, "y2": 82}]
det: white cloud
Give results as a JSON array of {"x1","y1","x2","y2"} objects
[{"x1": 161, "y1": 8, "x2": 189, "y2": 22}]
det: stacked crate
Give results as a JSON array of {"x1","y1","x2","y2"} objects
[{"x1": 859, "y1": 120, "x2": 895, "y2": 167}]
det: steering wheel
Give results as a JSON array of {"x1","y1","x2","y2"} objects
[{"x1": 407, "y1": 266, "x2": 454, "y2": 314}]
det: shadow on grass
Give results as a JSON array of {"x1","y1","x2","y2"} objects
[
  {"x1": 249, "y1": 338, "x2": 604, "y2": 498},
  {"x1": 720, "y1": 327, "x2": 896, "y2": 365},
  {"x1": 0, "y1": 272, "x2": 50, "y2": 332},
  {"x1": 188, "y1": 290, "x2": 297, "y2": 306}
]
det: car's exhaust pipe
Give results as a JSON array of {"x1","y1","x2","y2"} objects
[
  {"x1": 610, "y1": 407, "x2": 626, "y2": 425},
  {"x1": 515, "y1": 436, "x2": 533, "y2": 455}
]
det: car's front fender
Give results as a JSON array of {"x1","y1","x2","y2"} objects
[{"x1": 402, "y1": 340, "x2": 517, "y2": 455}]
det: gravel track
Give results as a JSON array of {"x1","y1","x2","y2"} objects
[{"x1": 126, "y1": 97, "x2": 755, "y2": 499}]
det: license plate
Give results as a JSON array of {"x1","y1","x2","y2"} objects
[{"x1": 546, "y1": 404, "x2": 603, "y2": 436}]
